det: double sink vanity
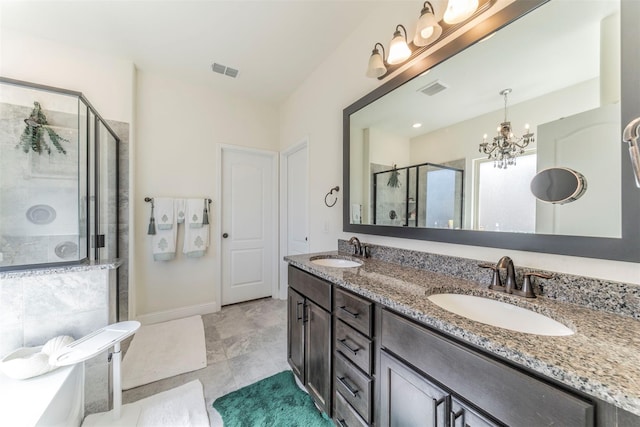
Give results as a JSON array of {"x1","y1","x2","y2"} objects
[{"x1": 285, "y1": 244, "x2": 640, "y2": 426}]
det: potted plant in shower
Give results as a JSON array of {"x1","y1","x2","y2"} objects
[{"x1": 17, "y1": 101, "x2": 69, "y2": 155}]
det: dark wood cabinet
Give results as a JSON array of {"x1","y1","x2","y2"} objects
[
  {"x1": 305, "y1": 299, "x2": 332, "y2": 413},
  {"x1": 379, "y1": 308, "x2": 594, "y2": 427},
  {"x1": 287, "y1": 288, "x2": 305, "y2": 381},
  {"x1": 379, "y1": 350, "x2": 448, "y2": 427},
  {"x1": 287, "y1": 266, "x2": 332, "y2": 415},
  {"x1": 287, "y1": 265, "x2": 639, "y2": 427},
  {"x1": 450, "y1": 397, "x2": 500, "y2": 427},
  {"x1": 333, "y1": 288, "x2": 376, "y2": 426}
]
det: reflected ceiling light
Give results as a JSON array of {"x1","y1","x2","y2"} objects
[
  {"x1": 479, "y1": 32, "x2": 496, "y2": 43},
  {"x1": 479, "y1": 88, "x2": 535, "y2": 169},
  {"x1": 366, "y1": 43, "x2": 387, "y2": 78},
  {"x1": 387, "y1": 25, "x2": 412, "y2": 65},
  {"x1": 412, "y1": 123, "x2": 423, "y2": 128},
  {"x1": 414, "y1": 2, "x2": 443, "y2": 47},
  {"x1": 443, "y1": 0, "x2": 479, "y2": 25}
]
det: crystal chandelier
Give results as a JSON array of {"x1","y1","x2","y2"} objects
[{"x1": 479, "y1": 88, "x2": 534, "y2": 169}]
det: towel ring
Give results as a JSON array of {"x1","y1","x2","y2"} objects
[{"x1": 324, "y1": 186, "x2": 340, "y2": 208}]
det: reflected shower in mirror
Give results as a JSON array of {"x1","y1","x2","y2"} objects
[{"x1": 349, "y1": 0, "x2": 621, "y2": 239}]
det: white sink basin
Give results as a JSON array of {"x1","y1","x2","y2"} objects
[
  {"x1": 428, "y1": 294, "x2": 574, "y2": 336},
  {"x1": 310, "y1": 257, "x2": 363, "y2": 268}
]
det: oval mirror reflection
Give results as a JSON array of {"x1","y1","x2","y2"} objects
[{"x1": 530, "y1": 167, "x2": 587, "y2": 205}]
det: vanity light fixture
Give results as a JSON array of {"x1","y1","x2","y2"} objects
[
  {"x1": 443, "y1": 0, "x2": 480, "y2": 24},
  {"x1": 479, "y1": 88, "x2": 535, "y2": 169},
  {"x1": 366, "y1": 43, "x2": 387, "y2": 78},
  {"x1": 414, "y1": 2, "x2": 443, "y2": 47},
  {"x1": 387, "y1": 25, "x2": 412, "y2": 65}
]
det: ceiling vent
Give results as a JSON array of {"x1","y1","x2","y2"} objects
[
  {"x1": 418, "y1": 80, "x2": 449, "y2": 96},
  {"x1": 211, "y1": 62, "x2": 239, "y2": 78}
]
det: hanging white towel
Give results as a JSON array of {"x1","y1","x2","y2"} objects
[
  {"x1": 152, "y1": 219, "x2": 177, "y2": 261},
  {"x1": 175, "y1": 199, "x2": 186, "y2": 224},
  {"x1": 155, "y1": 198, "x2": 174, "y2": 230},
  {"x1": 184, "y1": 200, "x2": 209, "y2": 257},
  {"x1": 186, "y1": 199, "x2": 203, "y2": 228},
  {"x1": 183, "y1": 224, "x2": 209, "y2": 258}
]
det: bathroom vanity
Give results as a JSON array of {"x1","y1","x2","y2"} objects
[{"x1": 285, "y1": 249, "x2": 640, "y2": 427}]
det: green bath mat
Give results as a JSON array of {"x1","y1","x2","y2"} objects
[{"x1": 213, "y1": 370, "x2": 333, "y2": 427}]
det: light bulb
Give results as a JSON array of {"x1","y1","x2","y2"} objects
[
  {"x1": 388, "y1": 28, "x2": 411, "y2": 65},
  {"x1": 443, "y1": 0, "x2": 479, "y2": 25},
  {"x1": 421, "y1": 27, "x2": 434, "y2": 39}
]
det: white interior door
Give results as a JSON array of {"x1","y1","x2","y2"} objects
[
  {"x1": 287, "y1": 145, "x2": 309, "y2": 255},
  {"x1": 221, "y1": 147, "x2": 276, "y2": 306}
]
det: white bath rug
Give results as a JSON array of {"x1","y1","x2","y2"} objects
[
  {"x1": 82, "y1": 380, "x2": 209, "y2": 427},
  {"x1": 122, "y1": 315, "x2": 206, "y2": 390}
]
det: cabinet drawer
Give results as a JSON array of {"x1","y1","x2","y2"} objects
[
  {"x1": 335, "y1": 319, "x2": 373, "y2": 375},
  {"x1": 335, "y1": 352, "x2": 372, "y2": 423},
  {"x1": 381, "y1": 309, "x2": 594, "y2": 427},
  {"x1": 335, "y1": 391, "x2": 368, "y2": 427},
  {"x1": 288, "y1": 266, "x2": 332, "y2": 311},
  {"x1": 335, "y1": 288, "x2": 373, "y2": 337}
]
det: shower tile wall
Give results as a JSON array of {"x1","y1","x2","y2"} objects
[
  {"x1": 0, "y1": 265, "x2": 117, "y2": 413},
  {"x1": 108, "y1": 120, "x2": 129, "y2": 321}
]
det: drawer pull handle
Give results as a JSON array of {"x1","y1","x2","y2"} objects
[
  {"x1": 296, "y1": 301, "x2": 303, "y2": 321},
  {"x1": 337, "y1": 418, "x2": 348, "y2": 427},
  {"x1": 337, "y1": 376, "x2": 359, "y2": 397},
  {"x1": 450, "y1": 408, "x2": 464, "y2": 427},
  {"x1": 433, "y1": 396, "x2": 445, "y2": 426},
  {"x1": 340, "y1": 306, "x2": 359, "y2": 318},
  {"x1": 338, "y1": 338, "x2": 360, "y2": 355}
]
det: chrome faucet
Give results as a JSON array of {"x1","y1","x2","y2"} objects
[
  {"x1": 479, "y1": 256, "x2": 552, "y2": 298},
  {"x1": 348, "y1": 236, "x2": 362, "y2": 256}
]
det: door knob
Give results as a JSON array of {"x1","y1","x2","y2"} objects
[{"x1": 222, "y1": 233, "x2": 229, "y2": 238}]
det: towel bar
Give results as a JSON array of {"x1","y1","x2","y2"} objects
[{"x1": 145, "y1": 197, "x2": 212, "y2": 204}]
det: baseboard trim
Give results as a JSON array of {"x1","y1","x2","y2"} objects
[{"x1": 136, "y1": 302, "x2": 218, "y2": 325}]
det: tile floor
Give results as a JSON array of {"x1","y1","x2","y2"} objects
[{"x1": 121, "y1": 297, "x2": 289, "y2": 425}]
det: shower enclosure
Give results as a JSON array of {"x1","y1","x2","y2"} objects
[
  {"x1": 0, "y1": 78, "x2": 119, "y2": 270},
  {"x1": 373, "y1": 162, "x2": 463, "y2": 228}
]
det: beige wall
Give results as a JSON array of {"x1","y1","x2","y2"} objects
[
  {"x1": 0, "y1": 28, "x2": 135, "y2": 123},
  {"x1": 279, "y1": 3, "x2": 640, "y2": 285},
  {"x1": 133, "y1": 70, "x2": 279, "y2": 318}
]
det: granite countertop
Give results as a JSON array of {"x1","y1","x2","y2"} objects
[
  {"x1": 0, "y1": 259, "x2": 123, "y2": 279},
  {"x1": 285, "y1": 251, "x2": 640, "y2": 417}
]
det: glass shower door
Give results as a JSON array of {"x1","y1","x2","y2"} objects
[{"x1": 97, "y1": 121, "x2": 118, "y2": 260}]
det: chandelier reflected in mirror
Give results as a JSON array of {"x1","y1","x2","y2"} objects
[{"x1": 479, "y1": 88, "x2": 534, "y2": 169}]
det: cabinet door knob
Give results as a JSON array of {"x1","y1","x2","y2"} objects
[{"x1": 222, "y1": 233, "x2": 229, "y2": 238}]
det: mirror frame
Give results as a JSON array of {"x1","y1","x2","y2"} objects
[{"x1": 343, "y1": 0, "x2": 640, "y2": 262}]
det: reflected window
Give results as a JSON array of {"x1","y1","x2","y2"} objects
[{"x1": 475, "y1": 153, "x2": 536, "y2": 232}]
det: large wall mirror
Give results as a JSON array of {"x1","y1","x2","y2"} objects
[{"x1": 343, "y1": 0, "x2": 640, "y2": 262}]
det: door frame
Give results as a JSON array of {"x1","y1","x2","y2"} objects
[
  {"x1": 279, "y1": 137, "x2": 309, "y2": 300},
  {"x1": 216, "y1": 144, "x2": 279, "y2": 310}
]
